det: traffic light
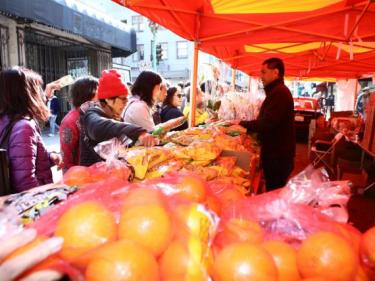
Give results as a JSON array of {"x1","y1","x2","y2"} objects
[{"x1": 156, "y1": 44, "x2": 162, "y2": 64}]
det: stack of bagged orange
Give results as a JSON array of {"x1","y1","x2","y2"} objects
[
  {"x1": 9, "y1": 173, "x2": 375, "y2": 281},
  {"x1": 49, "y1": 174, "x2": 218, "y2": 281}
]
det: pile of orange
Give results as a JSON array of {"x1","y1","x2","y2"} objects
[
  {"x1": 62, "y1": 166, "x2": 92, "y2": 186},
  {"x1": 297, "y1": 231, "x2": 358, "y2": 281},
  {"x1": 55, "y1": 201, "x2": 117, "y2": 268},
  {"x1": 175, "y1": 175, "x2": 207, "y2": 202},
  {"x1": 63, "y1": 162, "x2": 131, "y2": 186},
  {"x1": 13, "y1": 173, "x2": 375, "y2": 281}
]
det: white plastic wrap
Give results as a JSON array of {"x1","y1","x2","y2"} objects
[{"x1": 218, "y1": 91, "x2": 264, "y2": 121}]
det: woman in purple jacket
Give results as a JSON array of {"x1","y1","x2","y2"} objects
[{"x1": 0, "y1": 67, "x2": 62, "y2": 193}]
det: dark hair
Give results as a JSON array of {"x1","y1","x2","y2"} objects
[
  {"x1": 163, "y1": 86, "x2": 179, "y2": 107},
  {"x1": 0, "y1": 66, "x2": 49, "y2": 122},
  {"x1": 185, "y1": 87, "x2": 201, "y2": 103},
  {"x1": 71, "y1": 76, "x2": 98, "y2": 107},
  {"x1": 263, "y1": 57, "x2": 285, "y2": 78},
  {"x1": 200, "y1": 82, "x2": 206, "y2": 93},
  {"x1": 131, "y1": 70, "x2": 162, "y2": 107}
]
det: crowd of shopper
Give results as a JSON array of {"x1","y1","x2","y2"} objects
[
  {"x1": 0, "y1": 58, "x2": 298, "y2": 194},
  {"x1": 0, "y1": 66, "x2": 219, "y2": 193}
]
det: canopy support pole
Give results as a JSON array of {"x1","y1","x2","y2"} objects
[
  {"x1": 189, "y1": 41, "x2": 199, "y2": 127},
  {"x1": 353, "y1": 78, "x2": 359, "y2": 113},
  {"x1": 346, "y1": 0, "x2": 371, "y2": 41},
  {"x1": 231, "y1": 69, "x2": 236, "y2": 91}
]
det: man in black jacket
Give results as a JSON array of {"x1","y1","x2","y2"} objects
[{"x1": 239, "y1": 58, "x2": 296, "y2": 190}]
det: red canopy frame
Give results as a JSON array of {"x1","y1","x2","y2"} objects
[{"x1": 113, "y1": 0, "x2": 375, "y2": 122}]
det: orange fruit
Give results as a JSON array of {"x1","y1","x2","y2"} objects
[
  {"x1": 159, "y1": 239, "x2": 208, "y2": 281},
  {"x1": 119, "y1": 204, "x2": 172, "y2": 256},
  {"x1": 213, "y1": 242, "x2": 278, "y2": 281},
  {"x1": 88, "y1": 162, "x2": 131, "y2": 182},
  {"x1": 63, "y1": 166, "x2": 91, "y2": 186},
  {"x1": 175, "y1": 175, "x2": 207, "y2": 202},
  {"x1": 173, "y1": 203, "x2": 215, "y2": 241},
  {"x1": 297, "y1": 231, "x2": 358, "y2": 281},
  {"x1": 204, "y1": 195, "x2": 222, "y2": 216},
  {"x1": 360, "y1": 226, "x2": 375, "y2": 271},
  {"x1": 355, "y1": 264, "x2": 373, "y2": 281},
  {"x1": 55, "y1": 201, "x2": 117, "y2": 267},
  {"x1": 335, "y1": 223, "x2": 362, "y2": 254},
  {"x1": 263, "y1": 240, "x2": 301, "y2": 281},
  {"x1": 214, "y1": 218, "x2": 264, "y2": 250},
  {"x1": 85, "y1": 240, "x2": 159, "y2": 281},
  {"x1": 122, "y1": 187, "x2": 166, "y2": 207},
  {"x1": 216, "y1": 188, "x2": 244, "y2": 206}
]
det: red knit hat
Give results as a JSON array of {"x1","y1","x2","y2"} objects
[{"x1": 97, "y1": 69, "x2": 128, "y2": 99}]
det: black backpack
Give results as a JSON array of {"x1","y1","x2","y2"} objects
[{"x1": 0, "y1": 118, "x2": 19, "y2": 195}]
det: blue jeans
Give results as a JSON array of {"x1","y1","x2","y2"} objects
[{"x1": 49, "y1": 114, "x2": 59, "y2": 135}]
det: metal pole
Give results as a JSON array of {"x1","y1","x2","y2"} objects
[
  {"x1": 231, "y1": 69, "x2": 236, "y2": 91},
  {"x1": 189, "y1": 42, "x2": 199, "y2": 127},
  {"x1": 152, "y1": 35, "x2": 157, "y2": 71},
  {"x1": 353, "y1": 78, "x2": 359, "y2": 113}
]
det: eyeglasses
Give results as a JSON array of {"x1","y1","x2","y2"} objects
[{"x1": 116, "y1": 96, "x2": 128, "y2": 103}]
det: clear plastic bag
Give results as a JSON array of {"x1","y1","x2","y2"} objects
[
  {"x1": 281, "y1": 165, "x2": 351, "y2": 222},
  {"x1": 216, "y1": 165, "x2": 352, "y2": 248},
  {"x1": 62, "y1": 138, "x2": 133, "y2": 186},
  {"x1": 218, "y1": 91, "x2": 264, "y2": 121},
  {"x1": 28, "y1": 173, "x2": 219, "y2": 280}
]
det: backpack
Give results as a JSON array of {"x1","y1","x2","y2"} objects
[{"x1": 0, "y1": 118, "x2": 19, "y2": 195}]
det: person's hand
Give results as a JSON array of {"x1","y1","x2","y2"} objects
[
  {"x1": 228, "y1": 119, "x2": 241, "y2": 125},
  {"x1": 161, "y1": 117, "x2": 186, "y2": 131},
  {"x1": 44, "y1": 81, "x2": 61, "y2": 98},
  {"x1": 138, "y1": 133, "x2": 158, "y2": 147},
  {"x1": 0, "y1": 228, "x2": 63, "y2": 281},
  {"x1": 50, "y1": 152, "x2": 63, "y2": 169}
]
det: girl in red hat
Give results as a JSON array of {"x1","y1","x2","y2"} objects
[{"x1": 79, "y1": 69, "x2": 157, "y2": 166}]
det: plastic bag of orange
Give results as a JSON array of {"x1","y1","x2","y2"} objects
[
  {"x1": 62, "y1": 161, "x2": 132, "y2": 186},
  {"x1": 27, "y1": 172, "x2": 219, "y2": 280}
]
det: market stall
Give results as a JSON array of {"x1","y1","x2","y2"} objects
[{"x1": 1, "y1": 1, "x2": 375, "y2": 280}]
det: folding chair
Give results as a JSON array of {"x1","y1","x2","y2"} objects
[{"x1": 310, "y1": 133, "x2": 344, "y2": 177}]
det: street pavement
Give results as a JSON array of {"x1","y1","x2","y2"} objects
[{"x1": 41, "y1": 131, "x2": 63, "y2": 183}]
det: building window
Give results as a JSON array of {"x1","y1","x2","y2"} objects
[
  {"x1": 160, "y1": 42, "x2": 168, "y2": 61},
  {"x1": 133, "y1": 44, "x2": 144, "y2": 62},
  {"x1": 176, "y1": 41, "x2": 188, "y2": 59},
  {"x1": 132, "y1": 16, "x2": 144, "y2": 32}
]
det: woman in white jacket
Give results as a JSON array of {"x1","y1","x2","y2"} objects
[{"x1": 122, "y1": 70, "x2": 162, "y2": 131}]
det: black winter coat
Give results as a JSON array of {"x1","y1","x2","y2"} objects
[
  {"x1": 79, "y1": 102, "x2": 146, "y2": 166},
  {"x1": 160, "y1": 105, "x2": 188, "y2": 131},
  {"x1": 240, "y1": 78, "x2": 296, "y2": 160}
]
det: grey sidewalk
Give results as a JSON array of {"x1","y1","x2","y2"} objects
[{"x1": 41, "y1": 131, "x2": 63, "y2": 183}]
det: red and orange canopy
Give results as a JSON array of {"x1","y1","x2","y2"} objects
[{"x1": 114, "y1": 0, "x2": 375, "y2": 79}]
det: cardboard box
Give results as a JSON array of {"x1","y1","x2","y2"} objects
[{"x1": 221, "y1": 150, "x2": 252, "y2": 172}]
